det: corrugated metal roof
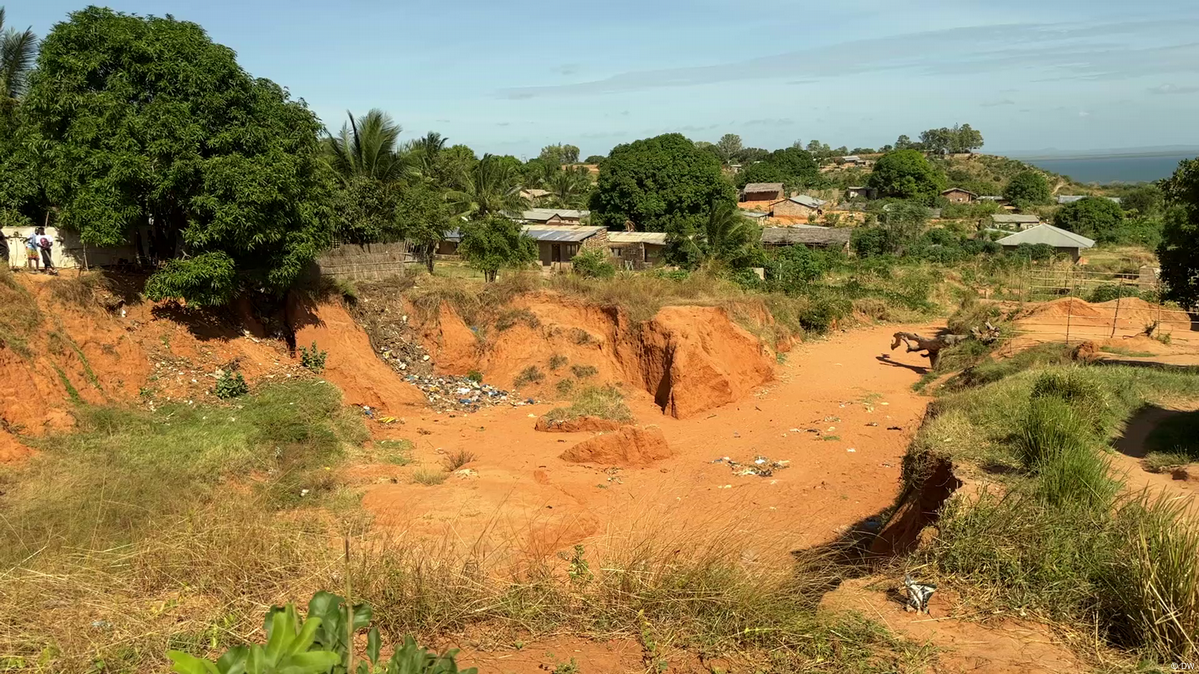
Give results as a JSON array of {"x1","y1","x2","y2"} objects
[
  {"x1": 941, "y1": 188, "x2": 978, "y2": 196},
  {"x1": 519, "y1": 208, "x2": 590, "y2": 222},
  {"x1": 842, "y1": 155, "x2": 862, "y2": 162},
  {"x1": 608, "y1": 232, "x2": 667, "y2": 245},
  {"x1": 743, "y1": 183, "x2": 784, "y2": 193},
  {"x1": 761, "y1": 226, "x2": 851, "y2": 246},
  {"x1": 786, "y1": 195, "x2": 826, "y2": 208},
  {"x1": 996, "y1": 224, "x2": 1095, "y2": 249},
  {"x1": 521, "y1": 225, "x2": 604, "y2": 242},
  {"x1": 741, "y1": 211, "x2": 770, "y2": 219},
  {"x1": 991, "y1": 214, "x2": 1042, "y2": 223},
  {"x1": 977, "y1": 195, "x2": 1006, "y2": 201}
]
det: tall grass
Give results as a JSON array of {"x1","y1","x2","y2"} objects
[
  {"x1": 916, "y1": 362, "x2": 1199, "y2": 663},
  {"x1": 544, "y1": 384, "x2": 633, "y2": 423}
]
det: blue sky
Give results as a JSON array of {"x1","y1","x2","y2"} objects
[{"x1": 14, "y1": 0, "x2": 1199, "y2": 158}]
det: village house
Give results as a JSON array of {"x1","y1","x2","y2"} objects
[
  {"x1": 769, "y1": 195, "x2": 826, "y2": 221},
  {"x1": 841, "y1": 155, "x2": 872, "y2": 167},
  {"x1": 514, "y1": 208, "x2": 590, "y2": 225},
  {"x1": 4, "y1": 226, "x2": 138, "y2": 270},
  {"x1": 760, "y1": 225, "x2": 851, "y2": 253},
  {"x1": 606, "y1": 231, "x2": 667, "y2": 270},
  {"x1": 996, "y1": 224, "x2": 1095, "y2": 262},
  {"x1": 740, "y1": 182, "x2": 785, "y2": 203},
  {"x1": 940, "y1": 188, "x2": 977, "y2": 204},
  {"x1": 845, "y1": 186, "x2": 877, "y2": 200},
  {"x1": 439, "y1": 224, "x2": 607, "y2": 268},
  {"x1": 987, "y1": 213, "x2": 1042, "y2": 231}
]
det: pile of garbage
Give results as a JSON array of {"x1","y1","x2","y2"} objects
[
  {"x1": 403, "y1": 373, "x2": 530, "y2": 412},
  {"x1": 712, "y1": 455, "x2": 790, "y2": 477}
]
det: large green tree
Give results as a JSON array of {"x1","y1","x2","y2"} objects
[
  {"x1": 1003, "y1": 170, "x2": 1052, "y2": 208},
  {"x1": 590, "y1": 133, "x2": 736, "y2": 235},
  {"x1": 25, "y1": 7, "x2": 335, "y2": 305},
  {"x1": 735, "y1": 146, "x2": 819, "y2": 189},
  {"x1": 1054, "y1": 197, "x2": 1124, "y2": 241},
  {"x1": 715, "y1": 133, "x2": 743, "y2": 164},
  {"x1": 324, "y1": 110, "x2": 408, "y2": 244},
  {"x1": 458, "y1": 215, "x2": 537, "y2": 282},
  {"x1": 1158, "y1": 159, "x2": 1199, "y2": 308},
  {"x1": 867, "y1": 150, "x2": 945, "y2": 205}
]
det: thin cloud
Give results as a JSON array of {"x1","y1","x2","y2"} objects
[
  {"x1": 743, "y1": 118, "x2": 795, "y2": 127},
  {"x1": 496, "y1": 19, "x2": 1199, "y2": 99},
  {"x1": 1149, "y1": 83, "x2": 1199, "y2": 95},
  {"x1": 981, "y1": 99, "x2": 1016, "y2": 107}
]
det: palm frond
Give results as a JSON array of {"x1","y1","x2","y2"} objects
[{"x1": 0, "y1": 24, "x2": 38, "y2": 101}]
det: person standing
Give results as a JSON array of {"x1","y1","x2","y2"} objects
[
  {"x1": 25, "y1": 229, "x2": 39, "y2": 271},
  {"x1": 35, "y1": 227, "x2": 55, "y2": 274}
]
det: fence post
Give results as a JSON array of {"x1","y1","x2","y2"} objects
[
  {"x1": 1111, "y1": 279, "x2": 1122, "y2": 338},
  {"x1": 1065, "y1": 265, "x2": 1075, "y2": 346}
]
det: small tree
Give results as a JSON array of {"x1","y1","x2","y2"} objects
[
  {"x1": 570, "y1": 248, "x2": 615, "y2": 278},
  {"x1": 768, "y1": 244, "x2": 826, "y2": 292},
  {"x1": 1159, "y1": 158, "x2": 1199, "y2": 308},
  {"x1": 458, "y1": 215, "x2": 537, "y2": 282},
  {"x1": 667, "y1": 201, "x2": 763, "y2": 270},
  {"x1": 867, "y1": 150, "x2": 945, "y2": 205},
  {"x1": 1003, "y1": 171, "x2": 1052, "y2": 208},
  {"x1": 878, "y1": 201, "x2": 930, "y2": 251},
  {"x1": 1054, "y1": 197, "x2": 1124, "y2": 240},
  {"x1": 716, "y1": 133, "x2": 743, "y2": 164}
]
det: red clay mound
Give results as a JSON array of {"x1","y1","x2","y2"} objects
[
  {"x1": 1023, "y1": 297, "x2": 1105, "y2": 320},
  {"x1": 559, "y1": 426, "x2": 671, "y2": 467},
  {"x1": 0, "y1": 431, "x2": 33, "y2": 463},
  {"x1": 535, "y1": 415, "x2": 622, "y2": 433},
  {"x1": 637, "y1": 306, "x2": 775, "y2": 419},
  {"x1": 1094, "y1": 297, "x2": 1191, "y2": 326},
  {"x1": 426, "y1": 302, "x2": 479, "y2": 375},
  {"x1": 290, "y1": 296, "x2": 425, "y2": 413}
]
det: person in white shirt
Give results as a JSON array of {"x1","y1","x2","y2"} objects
[{"x1": 35, "y1": 227, "x2": 55, "y2": 274}]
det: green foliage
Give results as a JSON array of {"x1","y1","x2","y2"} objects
[
  {"x1": 668, "y1": 201, "x2": 763, "y2": 269},
  {"x1": 735, "y1": 146, "x2": 820, "y2": 190},
  {"x1": 457, "y1": 215, "x2": 537, "y2": 282},
  {"x1": 877, "y1": 201, "x2": 930, "y2": 249},
  {"x1": 867, "y1": 150, "x2": 945, "y2": 205},
  {"x1": 850, "y1": 227, "x2": 892, "y2": 258},
  {"x1": 570, "y1": 248, "x2": 615, "y2": 278},
  {"x1": 412, "y1": 469, "x2": 447, "y2": 486},
  {"x1": 215, "y1": 370, "x2": 249, "y2": 399},
  {"x1": 569, "y1": 364, "x2": 598, "y2": 379},
  {"x1": 548, "y1": 354, "x2": 568, "y2": 371},
  {"x1": 917, "y1": 123, "x2": 984, "y2": 154},
  {"x1": 168, "y1": 591, "x2": 476, "y2": 674},
  {"x1": 449, "y1": 154, "x2": 525, "y2": 219},
  {"x1": 465, "y1": 369, "x2": 483, "y2": 383},
  {"x1": 144, "y1": 252, "x2": 239, "y2": 307},
  {"x1": 300, "y1": 341, "x2": 328, "y2": 374},
  {"x1": 766, "y1": 244, "x2": 826, "y2": 291},
  {"x1": 1054, "y1": 197, "x2": 1124, "y2": 240},
  {"x1": 26, "y1": 7, "x2": 336, "y2": 305},
  {"x1": 1160, "y1": 159, "x2": 1199, "y2": 308},
  {"x1": 1003, "y1": 170, "x2": 1051, "y2": 208},
  {"x1": 1121, "y1": 184, "x2": 1164, "y2": 216},
  {"x1": 590, "y1": 133, "x2": 736, "y2": 233}
]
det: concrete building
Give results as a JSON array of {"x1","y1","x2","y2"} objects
[
  {"x1": 941, "y1": 188, "x2": 977, "y2": 204},
  {"x1": 607, "y1": 231, "x2": 667, "y2": 270},
  {"x1": 740, "y1": 182, "x2": 785, "y2": 203},
  {"x1": 769, "y1": 195, "x2": 826, "y2": 220}
]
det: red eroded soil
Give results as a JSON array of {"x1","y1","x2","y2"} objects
[
  {"x1": 418, "y1": 293, "x2": 777, "y2": 419},
  {"x1": 1012, "y1": 296, "x2": 1198, "y2": 351},
  {"x1": 290, "y1": 295, "x2": 425, "y2": 413},
  {"x1": 357, "y1": 323, "x2": 935, "y2": 562},
  {"x1": 558, "y1": 425, "x2": 671, "y2": 467},
  {"x1": 822, "y1": 577, "x2": 1084, "y2": 673}
]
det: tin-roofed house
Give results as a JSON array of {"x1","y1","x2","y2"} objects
[
  {"x1": 996, "y1": 224, "x2": 1095, "y2": 261},
  {"x1": 522, "y1": 225, "x2": 608, "y2": 269},
  {"x1": 769, "y1": 195, "x2": 826, "y2": 222},
  {"x1": 941, "y1": 188, "x2": 977, "y2": 204},
  {"x1": 607, "y1": 231, "x2": 667, "y2": 270},
  {"x1": 987, "y1": 213, "x2": 1042, "y2": 231},
  {"x1": 515, "y1": 208, "x2": 590, "y2": 225}
]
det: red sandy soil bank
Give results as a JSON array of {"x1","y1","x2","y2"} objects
[{"x1": 558, "y1": 425, "x2": 671, "y2": 467}]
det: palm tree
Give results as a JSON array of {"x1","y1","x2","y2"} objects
[
  {"x1": 406, "y1": 131, "x2": 447, "y2": 179},
  {"x1": 323, "y1": 109, "x2": 406, "y2": 183},
  {"x1": 0, "y1": 8, "x2": 37, "y2": 113},
  {"x1": 695, "y1": 201, "x2": 762, "y2": 268},
  {"x1": 449, "y1": 154, "x2": 525, "y2": 219},
  {"x1": 545, "y1": 165, "x2": 591, "y2": 209}
]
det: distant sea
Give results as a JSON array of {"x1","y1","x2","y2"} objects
[{"x1": 1019, "y1": 153, "x2": 1195, "y2": 184}]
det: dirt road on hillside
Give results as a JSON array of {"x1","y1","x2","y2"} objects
[{"x1": 356, "y1": 324, "x2": 937, "y2": 562}]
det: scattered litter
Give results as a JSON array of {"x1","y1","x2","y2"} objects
[
  {"x1": 361, "y1": 406, "x2": 374, "y2": 418},
  {"x1": 881, "y1": 462, "x2": 893, "y2": 468},
  {"x1": 732, "y1": 431, "x2": 741, "y2": 438},
  {"x1": 789, "y1": 428, "x2": 801, "y2": 433},
  {"x1": 454, "y1": 468, "x2": 479, "y2": 479},
  {"x1": 888, "y1": 426, "x2": 903, "y2": 431},
  {"x1": 866, "y1": 422, "x2": 879, "y2": 427},
  {"x1": 717, "y1": 484, "x2": 732, "y2": 489},
  {"x1": 880, "y1": 402, "x2": 889, "y2": 406},
  {"x1": 846, "y1": 448, "x2": 856, "y2": 453},
  {"x1": 711, "y1": 455, "x2": 791, "y2": 477},
  {"x1": 822, "y1": 415, "x2": 840, "y2": 422},
  {"x1": 604, "y1": 467, "x2": 623, "y2": 484},
  {"x1": 300, "y1": 488, "x2": 310, "y2": 497},
  {"x1": 404, "y1": 374, "x2": 521, "y2": 413}
]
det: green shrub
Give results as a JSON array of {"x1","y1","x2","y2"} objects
[
  {"x1": 571, "y1": 248, "x2": 616, "y2": 279},
  {"x1": 569, "y1": 364, "x2": 598, "y2": 379},
  {"x1": 513, "y1": 366, "x2": 544, "y2": 387},
  {"x1": 548, "y1": 354, "x2": 568, "y2": 371},
  {"x1": 545, "y1": 385, "x2": 632, "y2": 423},
  {"x1": 215, "y1": 370, "x2": 249, "y2": 399},
  {"x1": 495, "y1": 308, "x2": 541, "y2": 331},
  {"x1": 299, "y1": 341, "x2": 328, "y2": 374},
  {"x1": 412, "y1": 469, "x2": 447, "y2": 486},
  {"x1": 466, "y1": 369, "x2": 483, "y2": 383},
  {"x1": 555, "y1": 378, "x2": 575, "y2": 397}
]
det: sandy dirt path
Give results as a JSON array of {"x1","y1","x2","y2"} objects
[{"x1": 357, "y1": 323, "x2": 938, "y2": 562}]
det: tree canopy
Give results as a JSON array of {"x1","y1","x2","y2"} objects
[
  {"x1": 1054, "y1": 197, "x2": 1124, "y2": 241},
  {"x1": 917, "y1": 124, "x2": 984, "y2": 154},
  {"x1": 735, "y1": 147, "x2": 820, "y2": 190},
  {"x1": 1159, "y1": 158, "x2": 1199, "y2": 308},
  {"x1": 457, "y1": 215, "x2": 537, "y2": 282},
  {"x1": 867, "y1": 150, "x2": 945, "y2": 205},
  {"x1": 25, "y1": 7, "x2": 336, "y2": 305},
  {"x1": 589, "y1": 133, "x2": 735, "y2": 234},
  {"x1": 1003, "y1": 171, "x2": 1051, "y2": 208},
  {"x1": 667, "y1": 201, "x2": 762, "y2": 269}
]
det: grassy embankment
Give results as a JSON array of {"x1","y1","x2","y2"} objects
[{"x1": 903, "y1": 359, "x2": 1199, "y2": 665}]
